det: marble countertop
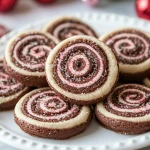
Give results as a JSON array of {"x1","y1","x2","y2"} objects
[{"x1": 0, "y1": 0, "x2": 149, "y2": 150}]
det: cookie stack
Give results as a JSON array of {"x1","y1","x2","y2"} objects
[{"x1": 1, "y1": 16, "x2": 150, "y2": 139}]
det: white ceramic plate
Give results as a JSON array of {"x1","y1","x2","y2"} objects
[{"x1": 0, "y1": 13, "x2": 150, "y2": 150}]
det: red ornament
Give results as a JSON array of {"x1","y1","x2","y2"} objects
[
  {"x1": 0, "y1": 0, "x2": 17, "y2": 12},
  {"x1": 35, "y1": 0, "x2": 55, "y2": 5},
  {"x1": 136, "y1": 0, "x2": 150, "y2": 20}
]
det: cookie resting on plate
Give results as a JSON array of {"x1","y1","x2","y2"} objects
[
  {"x1": 95, "y1": 84, "x2": 150, "y2": 134},
  {"x1": 14, "y1": 87, "x2": 92, "y2": 139},
  {"x1": 43, "y1": 16, "x2": 98, "y2": 42}
]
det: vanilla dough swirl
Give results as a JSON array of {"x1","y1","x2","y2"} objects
[
  {"x1": 22, "y1": 89, "x2": 81, "y2": 122},
  {"x1": 0, "y1": 60, "x2": 24, "y2": 97},
  {"x1": 104, "y1": 84, "x2": 150, "y2": 117},
  {"x1": 103, "y1": 29, "x2": 150, "y2": 64},
  {"x1": 43, "y1": 17, "x2": 97, "y2": 41},
  {"x1": 11, "y1": 32, "x2": 57, "y2": 72},
  {"x1": 52, "y1": 38, "x2": 109, "y2": 94}
]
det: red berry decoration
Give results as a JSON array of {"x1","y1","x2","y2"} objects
[
  {"x1": 136, "y1": 0, "x2": 150, "y2": 20},
  {"x1": 35, "y1": 0, "x2": 55, "y2": 4},
  {"x1": 0, "y1": 25, "x2": 9, "y2": 37},
  {"x1": 0, "y1": 0, "x2": 17, "y2": 12}
]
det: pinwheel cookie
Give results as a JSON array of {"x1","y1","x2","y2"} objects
[
  {"x1": 0, "y1": 58, "x2": 29, "y2": 111},
  {"x1": 4, "y1": 31, "x2": 58, "y2": 87},
  {"x1": 43, "y1": 16, "x2": 97, "y2": 42},
  {"x1": 15, "y1": 88, "x2": 92, "y2": 139},
  {"x1": 46, "y1": 35, "x2": 119, "y2": 105},
  {"x1": 100, "y1": 28, "x2": 150, "y2": 82},
  {"x1": 95, "y1": 84, "x2": 150, "y2": 134}
]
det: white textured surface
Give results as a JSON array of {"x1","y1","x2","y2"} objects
[{"x1": 0, "y1": 0, "x2": 149, "y2": 150}]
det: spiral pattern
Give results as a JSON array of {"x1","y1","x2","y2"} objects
[
  {"x1": 11, "y1": 32, "x2": 57, "y2": 72},
  {"x1": 45, "y1": 17, "x2": 97, "y2": 41},
  {"x1": 52, "y1": 38, "x2": 109, "y2": 94},
  {"x1": 0, "y1": 60, "x2": 24, "y2": 96},
  {"x1": 104, "y1": 29, "x2": 150, "y2": 64},
  {"x1": 22, "y1": 88, "x2": 81, "y2": 122},
  {"x1": 105, "y1": 84, "x2": 150, "y2": 117}
]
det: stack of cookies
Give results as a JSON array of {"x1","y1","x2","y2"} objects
[{"x1": 1, "y1": 16, "x2": 150, "y2": 139}]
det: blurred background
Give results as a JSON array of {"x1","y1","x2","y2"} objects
[
  {"x1": 0, "y1": 0, "x2": 150, "y2": 149},
  {"x1": 0, "y1": 0, "x2": 138, "y2": 30}
]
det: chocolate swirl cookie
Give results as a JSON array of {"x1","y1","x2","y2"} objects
[
  {"x1": 100, "y1": 28, "x2": 150, "y2": 82},
  {"x1": 143, "y1": 77, "x2": 150, "y2": 88},
  {"x1": 4, "y1": 31, "x2": 58, "y2": 87},
  {"x1": 0, "y1": 58, "x2": 29, "y2": 111},
  {"x1": 46, "y1": 35, "x2": 118, "y2": 105},
  {"x1": 43, "y1": 16, "x2": 97, "y2": 42},
  {"x1": 14, "y1": 88, "x2": 92, "y2": 139},
  {"x1": 95, "y1": 84, "x2": 150, "y2": 134}
]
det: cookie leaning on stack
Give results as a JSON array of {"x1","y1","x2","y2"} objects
[
  {"x1": 45, "y1": 35, "x2": 119, "y2": 105},
  {"x1": 95, "y1": 84, "x2": 150, "y2": 134}
]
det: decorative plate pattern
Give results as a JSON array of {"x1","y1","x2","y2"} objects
[{"x1": 0, "y1": 13, "x2": 150, "y2": 150}]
